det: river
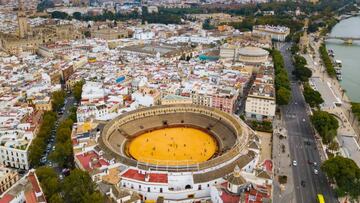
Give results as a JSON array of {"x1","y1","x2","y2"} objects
[{"x1": 326, "y1": 16, "x2": 360, "y2": 102}]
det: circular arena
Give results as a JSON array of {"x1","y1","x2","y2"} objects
[{"x1": 100, "y1": 104, "x2": 250, "y2": 172}]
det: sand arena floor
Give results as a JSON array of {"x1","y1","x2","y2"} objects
[{"x1": 128, "y1": 127, "x2": 218, "y2": 165}]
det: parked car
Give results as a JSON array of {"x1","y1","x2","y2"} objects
[{"x1": 40, "y1": 157, "x2": 47, "y2": 163}]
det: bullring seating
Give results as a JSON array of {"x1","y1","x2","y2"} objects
[
  {"x1": 101, "y1": 104, "x2": 249, "y2": 172},
  {"x1": 193, "y1": 150, "x2": 256, "y2": 183},
  {"x1": 114, "y1": 112, "x2": 238, "y2": 152}
]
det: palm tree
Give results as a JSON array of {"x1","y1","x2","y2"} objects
[{"x1": 341, "y1": 89, "x2": 347, "y2": 99}]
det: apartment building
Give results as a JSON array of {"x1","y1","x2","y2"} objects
[
  {"x1": 0, "y1": 130, "x2": 32, "y2": 170},
  {"x1": 0, "y1": 166, "x2": 19, "y2": 195},
  {"x1": 245, "y1": 66, "x2": 276, "y2": 121},
  {"x1": 252, "y1": 25, "x2": 290, "y2": 42}
]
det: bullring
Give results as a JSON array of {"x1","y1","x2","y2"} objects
[{"x1": 100, "y1": 104, "x2": 250, "y2": 171}]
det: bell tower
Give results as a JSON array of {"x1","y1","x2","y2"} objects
[{"x1": 17, "y1": 0, "x2": 29, "y2": 38}]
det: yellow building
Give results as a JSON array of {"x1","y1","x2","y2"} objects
[
  {"x1": 90, "y1": 26, "x2": 128, "y2": 40},
  {"x1": 29, "y1": 96, "x2": 53, "y2": 111},
  {"x1": 0, "y1": 167, "x2": 19, "y2": 194}
]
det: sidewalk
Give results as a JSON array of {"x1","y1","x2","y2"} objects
[{"x1": 272, "y1": 117, "x2": 296, "y2": 203}]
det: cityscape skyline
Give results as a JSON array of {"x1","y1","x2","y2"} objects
[{"x1": 0, "y1": 0, "x2": 359, "y2": 203}]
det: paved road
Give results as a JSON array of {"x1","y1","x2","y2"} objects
[
  {"x1": 278, "y1": 43, "x2": 338, "y2": 203},
  {"x1": 41, "y1": 95, "x2": 75, "y2": 168}
]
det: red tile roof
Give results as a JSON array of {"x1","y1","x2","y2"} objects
[
  {"x1": 220, "y1": 190, "x2": 241, "y2": 203},
  {"x1": 0, "y1": 194, "x2": 14, "y2": 203},
  {"x1": 28, "y1": 172, "x2": 41, "y2": 193},
  {"x1": 75, "y1": 151, "x2": 109, "y2": 172},
  {"x1": 72, "y1": 138, "x2": 79, "y2": 145},
  {"x1": 263, "y1": 160, "x2": 273, "y2": 172},
  {"x1": 25, "y1": 191, "x2": 37, "y2": 203},
  {"x1": 219, "y1": 182, "x2": 271, "y2": 203},
  {"x1": 122, "y1": 169, "x2": 168, "y2": 183}
]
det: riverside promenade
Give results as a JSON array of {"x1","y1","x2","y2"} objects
[{"x1": 304, "y1": 33, "x2": 360, "y2": 166}]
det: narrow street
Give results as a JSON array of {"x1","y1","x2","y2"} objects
[{"x1": 40, "y1": 94, "x2": 75, "y2": 171}]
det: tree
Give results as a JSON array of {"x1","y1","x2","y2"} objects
[
  {"x1": 290, "y1": 44, "x2": 300, "y2": 55},
  {"x1": 321, "y1": 156, "x2": 360, "y2": 198},
  {"x1": 36, "y1": 167, "x2": 104, "y2": 203},
  {"x1": 277, "y1": 87, "x2": 291, "y2": 105},
  {"x1": 293, "y1": 55, "x2": 312, "y2": 82},
  {"x1": 36, "y1": 167, "x2": 61, "y2": 199},
  {"x1": 73, "y1": 12, "x2": 82, "y2": 20},
  {"x1": 293, "y1": 65, "x2": 312, "y2": 82},
  {"x1": 303, "y1": 83, "x2": 323, "y2": 108},
  {"x1": 50, "y1": 118, "x2": 74, "y2": 168},
  {"x1": 84, "y1": 30, "x2": 91, "y2": 38},
  {"x1": 51, "y1": 11, "x2": 70, "y2": 20},
  {"x1": 270, "y1": 49, "x2": 291, "y2": 105},
  {"x1": 55, "y1": 127, "x2": 72, "y2": 143},
  {"x1": 51, "y1": 90, "x2": 66, "y2": 111},
  {"x1": 50, "y1": 140, "x2": 73, "y2": 168},
  {"x1": 328, "y1": 140, "x2": 339, "y2": 151},
  {"x1": 202, "y1": 18, "x2": 215, "y2": 30},
  {"x1": 83, "y1": 192, "x2": 105, "y2": 203},
  {"x1": 227, "y1": 17, "x2": 255, "y2": 31},
  {"x1": 311, "y1": 110, "x2": 339, "y2": 144},
  {"x1": 68, "y1": 106, "x2": 77, "y2": 122},
  {"x1": 49, "y1": 193, "x2": 65, "y2": 203},
  {"x1": 29, "y1": 112, "x2": 57, "y2": 167},
  {"x1": 62, "y1": 169, "x2": 104, "y2": 203},
  {"x1": 72, "y1": 80, "x2": 85, "y2": 102},
  {"x1": 351, "y1": 102, "x2": 360, "y2": 121},
  {"x1": 29, "y1": 138, "x2": 46, "y2": 167},
  {"x1": 319, "y1": 43, "x2": 336, "y2": 77}
]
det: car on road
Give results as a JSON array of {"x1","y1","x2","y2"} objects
[
  {"x1": 302, "y1": 118, "x2": 306, "y2": 122},
  {"x1": 301, "y1": 180, "x2": 306, "y2": 187},
  {"x1": 40, "y1": 157, "x2": 47, "y2": 163},
  {"x1": 293, "y1": 160, "x2": 297, "y2": 166},
  {"x1": 314, "y1": 169, "x2": 319, "y2": 175}
]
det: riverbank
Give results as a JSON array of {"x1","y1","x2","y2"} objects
[
  {"x1": 306, "y1": 31, "x2": 360, "y2": 168},
  {"x1": 310, "y1": 36, "x2": 360, "y2": 137},
  {"x1": 325, "y1": 16, "x2": 360, "y2": 102}
]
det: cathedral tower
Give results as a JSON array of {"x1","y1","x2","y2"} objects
[{"x1": 17, "y1": 0, "x2": 29, "y2": 38}]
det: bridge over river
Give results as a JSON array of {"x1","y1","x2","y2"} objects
[{"x1": 325, "y1": 36, "x2": 360, "y2": 44}]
